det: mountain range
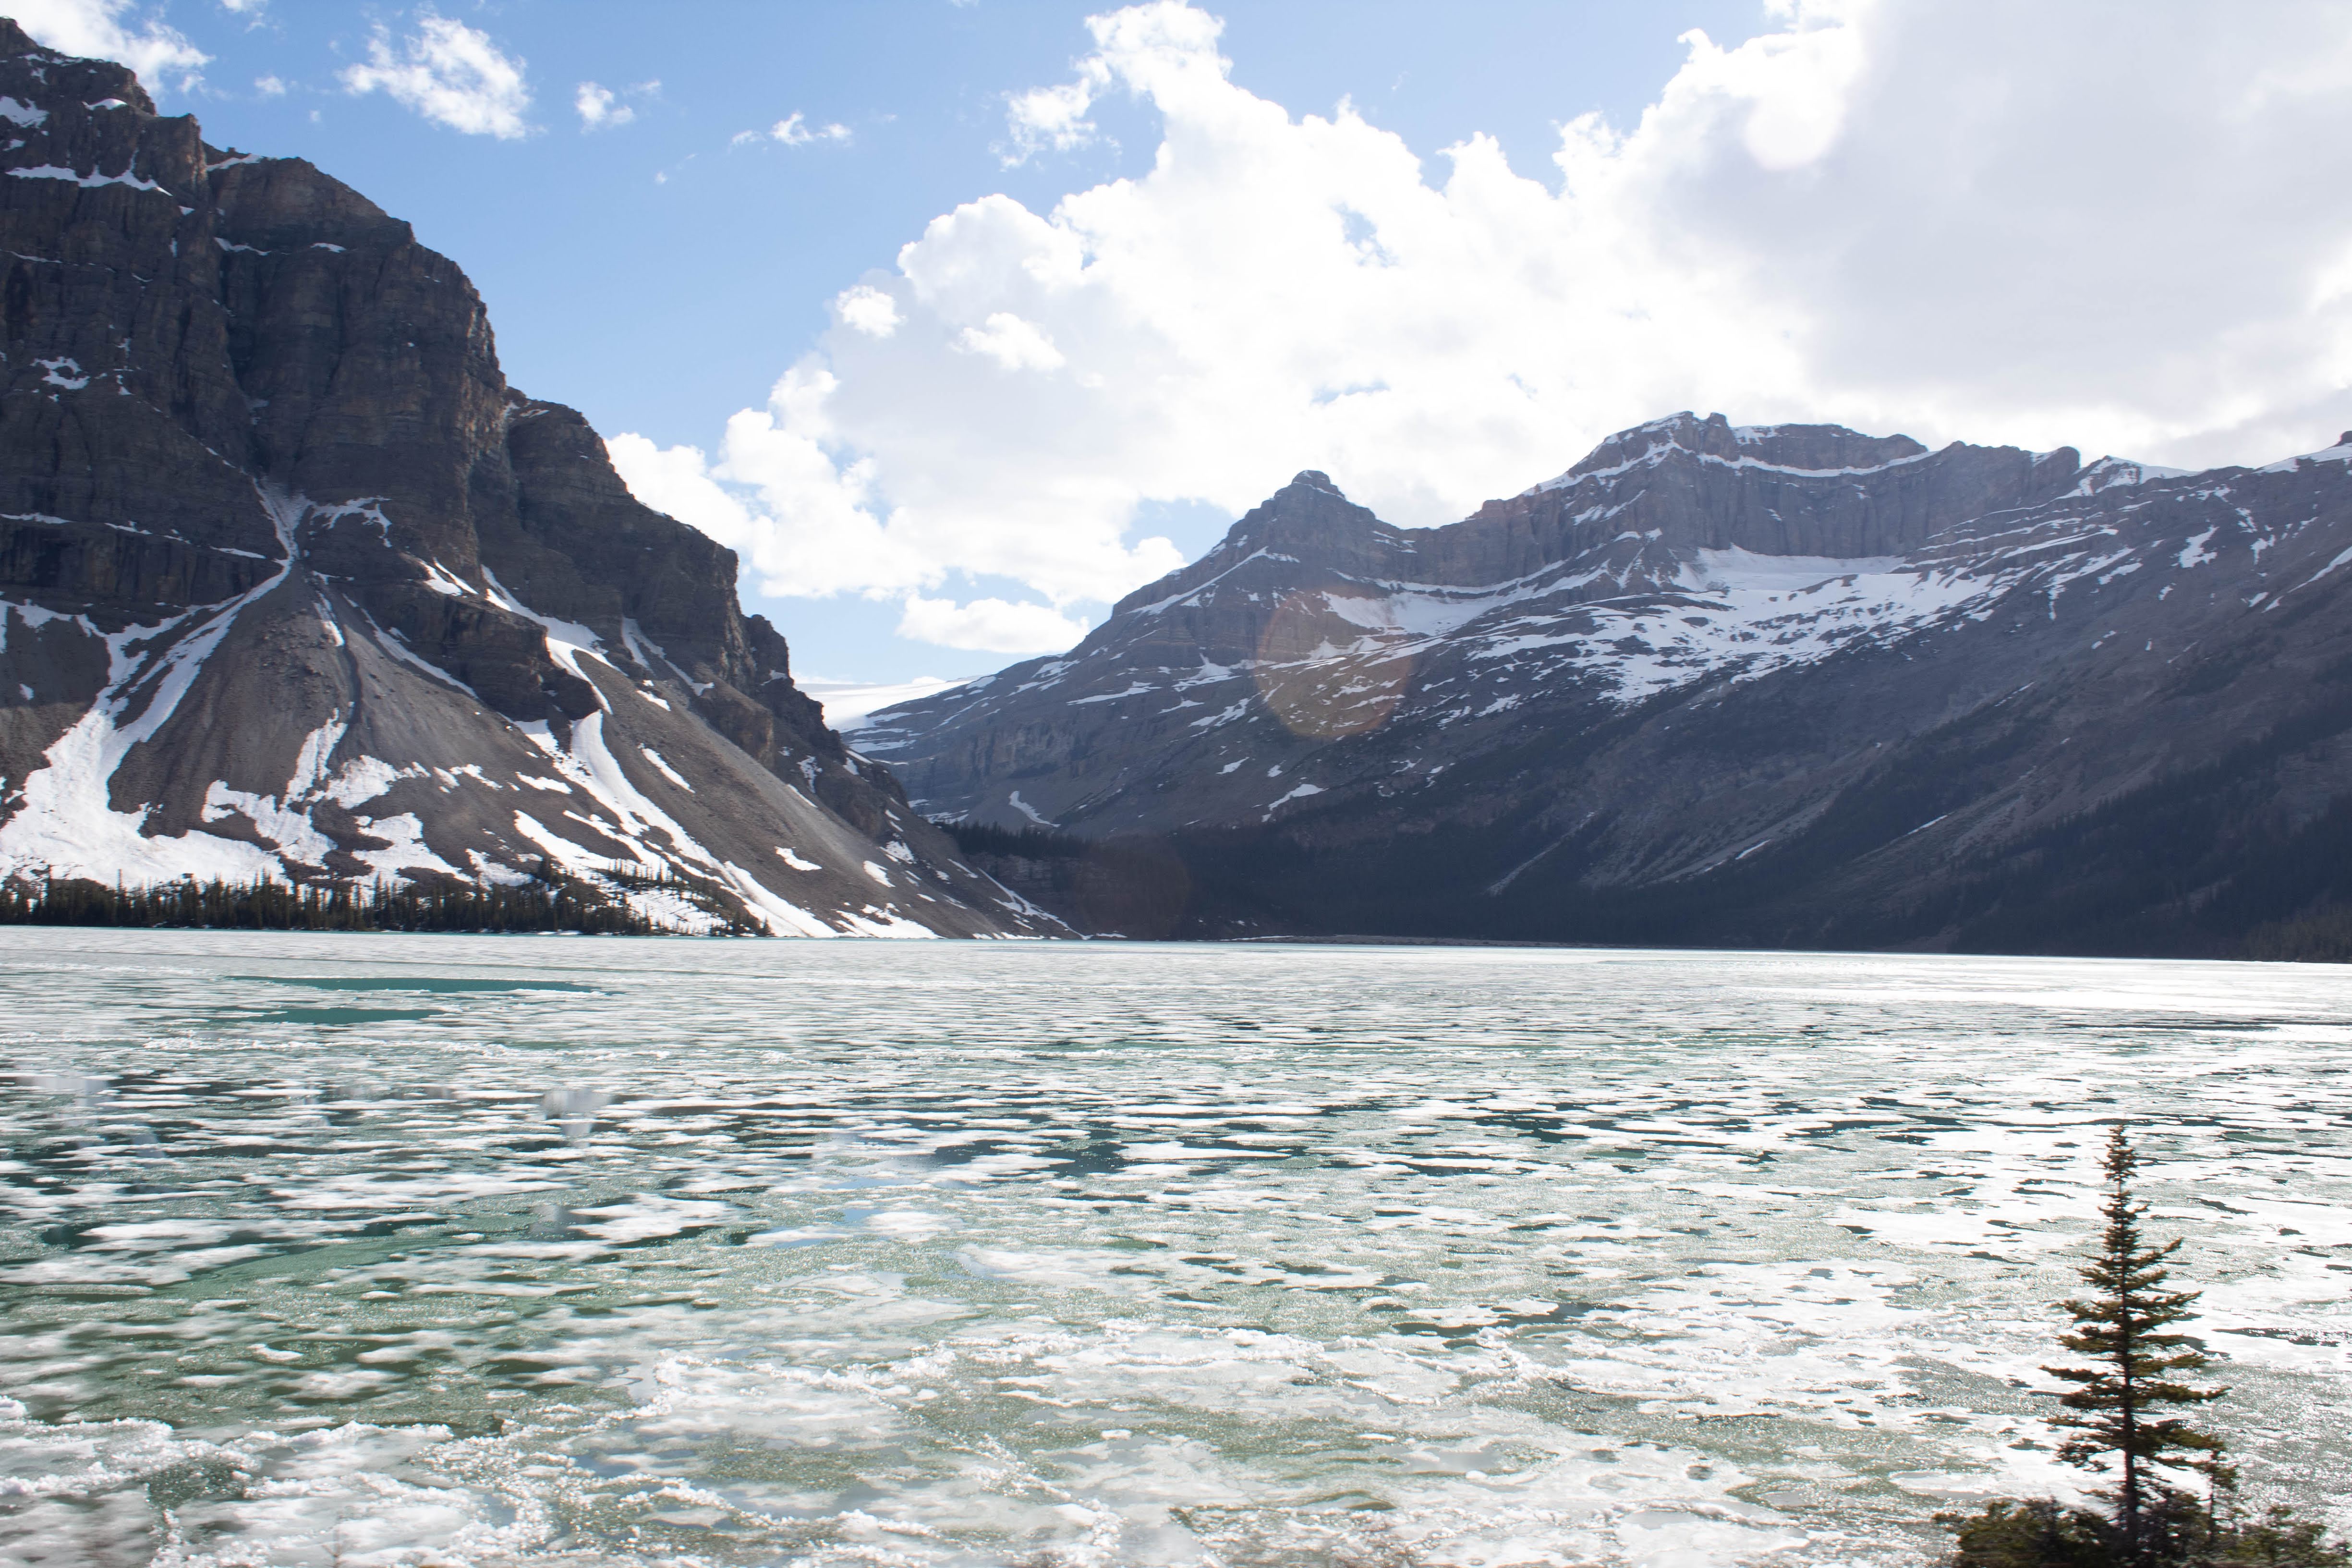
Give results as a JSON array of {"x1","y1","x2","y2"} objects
[
  {"x1": 867, "y1": 414, "x2": 2352, "y2": 956},
  {"x1": 7, "y1": 21, "x2": 2348, "y2": 958},
  {"x1": 0, "y1": 22, "x2": 1057, "y2": 937}
]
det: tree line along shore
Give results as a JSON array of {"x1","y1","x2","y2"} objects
[{"x1": 0, "y1": 864, "x2": 757, "y2": 935}]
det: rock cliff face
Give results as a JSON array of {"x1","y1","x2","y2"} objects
[
  {"x1": 870, "y1": 413, "x2": 2352, "y2": 954},
  {"x1": 0, "y1": 23, "x2": 1056, "y2": 936}
]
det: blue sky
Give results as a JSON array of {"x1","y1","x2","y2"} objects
[
  {"x1": 125, "y1": 1, "x2": 1767, "y2": 449},
  {"x1": 26, "y1": 2, "x2": 2352, "y2": 714}
]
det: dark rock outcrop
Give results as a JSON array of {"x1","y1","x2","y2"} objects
[
  {"x1": 867, "y1": 412, "x2": 2352, "y2": 955},
  {"x1": 0, "y1": 22, "x2": 1056, "y2": 936}
]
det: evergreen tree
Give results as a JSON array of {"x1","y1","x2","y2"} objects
[
  {"x1": 2041, "y1": 1124, "x2": 2226, "y2": 1563},
  {"x1": 1940, "y1": 1122, "x2": 2348, "y2": 1567}
]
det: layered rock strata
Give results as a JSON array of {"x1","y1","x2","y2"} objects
[{"x1": 0, "y1": 23, "x2": 1055, "y2": 936}]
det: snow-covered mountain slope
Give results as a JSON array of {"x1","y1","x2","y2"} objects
[
  {"x1": 0, "y1": 24, "x2": 1056, "y2": 937},
  {"x1": 868, "y1": 413, "x2": 2352, "y2": 952}
]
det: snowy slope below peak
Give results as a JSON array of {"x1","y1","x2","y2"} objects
[{"x1": 0, "y1": 553, "x2": 1052, "y2": 936}]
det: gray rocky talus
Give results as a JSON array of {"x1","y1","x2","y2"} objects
[
  {"x1": 872, "y1": 412, "x2": 2352, "y2": 955},
  {"x1": 0, "y1": 20, "x2": 1059, "y2": 936}
]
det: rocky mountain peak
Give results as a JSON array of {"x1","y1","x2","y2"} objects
[
  {"x1": 0, "y1": 19, "x2": 150, "y2": 114},
  {"x1": 212, "y1": 153, "x2": 412, "y2": 251},
  {"x1": 1540, "y1": 411, "x2": 1933, "y2": 492},
  {"x1": 0, "y1": 26, "x2": 1056, "y2": 936},
  {"x1": 1111, "y1": 465, "x2": 1398, "y2": 616}
]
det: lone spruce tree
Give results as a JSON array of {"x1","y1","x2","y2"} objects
[{"x1": 2042, "y1": 1124, "x2": 2227, "y2": 1564}]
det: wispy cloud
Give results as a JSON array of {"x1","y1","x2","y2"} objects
[
  {"x1": 734, "y1": 110, "x2": 850, "y2": 149},
  {"x1": 576, "y1": 78, "x2": 656, "y2": 132},
  {"x1": 575, "y1": 82, "x2": 628, "y2": 130},
  {"x1": 340, "y1": 13, "x2": 531, "y2": 139},
  {"x1": 1001, "y1": 78, "x2": 1098, "y2": 163}
]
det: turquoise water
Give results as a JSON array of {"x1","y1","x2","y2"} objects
[{"x1": 1, "y1": 931, "x2": 2347, "y2": 1566}]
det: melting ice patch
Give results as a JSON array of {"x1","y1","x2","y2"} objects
[
  {"x1": 0, "y1": 941, "x2": 2345, "y2": 1563},
  {"x1": 0, "y1": 1406, "x2": 553, "y2": 1568}
]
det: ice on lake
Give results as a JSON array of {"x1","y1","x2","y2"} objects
[{"x1": 0, "y1": 931, "x2": 2346, "y2": 1566}]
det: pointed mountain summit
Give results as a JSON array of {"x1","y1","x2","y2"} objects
[{"x1": 0, "y1": 22, "x2": 1055, "y2": 935}]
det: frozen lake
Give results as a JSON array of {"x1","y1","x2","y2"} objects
[{"x1": 1, "y1": 931, "x2": 2347, "y2": 1566}]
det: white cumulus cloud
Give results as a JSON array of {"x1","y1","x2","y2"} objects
[
  {"x1": 11, "y1": 0, "x2": 206, "y2": 86},
  {"x1": 955, "y1": 312, "x2": 1065, "y2": 372},
  {"x1": 1003, "y1": 78, "x2": 1101, "y2": 163},
  {"x1": 836, "y1": 285, "x2": 902, "y2": 338},
  {"x1": 340, "y1": 13, "x2": 531, "y2": 140},
  {"x1": 615, "y1": 0, "x2": 2352, "y2": 656},
  {"x1": 898, "y1": 594, "x2": 1093, "y2": 654},
  {"x1": 769, "y1": 111, "x2": 850, "y2": 146},
  {"x1": 576, "y1": 79, "x2": 656, "y2": 133},
  {"x1": 575, "y1": 81, "x2": 630, "y2": 130}
]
